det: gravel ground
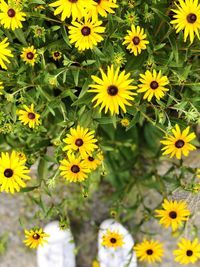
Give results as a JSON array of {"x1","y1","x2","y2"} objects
[{"x1": 0, "y1": 150, "x2": 200, "y2": 267}]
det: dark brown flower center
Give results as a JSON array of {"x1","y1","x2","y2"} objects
[
  {"x1": 4, "y1": 168, "x2": 13, "y2": 178},
  {"x1": 132, "y1": 36, "x2": 140, "y2": 45},
  {"x1": 68, "y1": 0, "x2": 78, "y2": 2},
  {"x1": 81, "y1": 26, "x2": 91, "y2": 36},
  {"x1": 28, "y1": 112, "x2": 35, "y2": 119},
  {"x1": 187, "y1": 13, "x2": 197, "y2": 23},
  {"x1": 175, "y1": 139, "x2": 185, "y2": 148},
  {"x1": 107, "y1": 85, "x2": 118, "y2": 96},
  {"x1": 94, "y1": 0, "x2": 101, "y2": 3},
  {"x1": 32, "y1": 233, "x2": 40, "y2": 240},
  {"x1": 150, "y1": 81, "x2": 159, "y2": 89},
  {"x1": 146, "y1": 249, "x2": 153, "y2": 255},
  {"x1": 186, "y1": 250, "x2": 193, "y2": 256},
  {"x1": 110, "y1": 238, "x2": 117, "y2": 244},
  {"x1": 7, "y1": 8, "x2": 16, "y2": 17},
  {"x1": 75, "y1": 138, "x2": 83, "y2": 147},
  {"x1": 54, "y1": 52, "x2": 60, "y2": 57},
  {"x1": 169, "y1": 211, "x2": 177, "y2": 219},
  {"x1": 88, "y1": 156, "x2": 94, "y2": 161},
  {"x1": 26, "y1": 52, "x2": 34, "y2": 60},
  {"x1": 71, "y1": 165, "x2": 80, "y2": 173}
]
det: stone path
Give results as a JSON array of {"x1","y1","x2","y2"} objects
[{"x1": 0, "y1": 151, "x2": 200, "y2": 267}]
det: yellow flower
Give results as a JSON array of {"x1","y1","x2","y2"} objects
[
  {"x1": 120, "y1": 118, "x2": 130, "y2": 127},
  {"x1": 83, "y1": 151, "x2": 103, "y2": 170},
  {"x1": 59, "y1": 153, "x2": 91, "y2": 183},
  {"x1": 155, "y1": 199, "x2": 191, "y2": 231},
  {"x1": 17, "y1": 104, "x2": 41, "y2": 128},
  {"x1": 21, "y1": 46, "x2": 38, "y2": 66},
  {"x1": 173, "y1": 238, "x2": 200, "y2": 264},
  {"x1": 0, "y1": 37, "x2": 13, "y2": 70},
  {"x1": 87, "y1": 0, "x2": 118, "y2": 20},
  {"x1": 0, "y1": 0, "x2": 26, "y2": 30},
  {"x1": 16, "y1": 151, "x2": 27, "y2": 163},
  {"x1": 0, "y1": 151, "x2": 30, "y2": 194},
  {"x1": 160, "y1": 124, "x2": 196, "y2": 159},
  {"x1": 138, "y1": 69, "x2": 169, "y2": 102},
  {"x1": 23, "y1": 228, "x2": 49, "y2": 249},
  {"x1": 197, "y1": 169, "x2": 200, "y2": 178},
  {"x1": 92, "y1": 259, "x2": 100, "y2": 267},
  {"x1": 63, "y1": 125, "x2": 98, "y2": 158},
  {"x1": 52, "y1": 51, "x2": 62, "y2": 61},
  {"x1": 49, "y1": 0, "x2": 96, "y2": 21},
  {"x1": 134, "y1": 239, "x2": 164, "y2": 263},
  {"x1": 0, "y1": 81, "x2": 4, "y2": 94},
  {"x1": 68, "y1": 17, "x2": 105, "y2": 51},
  {"x1": 88, "y1": 65, "x2": 137, "y2": 115},
  {"x1": 171, "y1": 0, "x2": 200, "y2": 43},
  {"x1": 123, "y1": 25, "x2": 149, "y2": 56},
  {"x1": 102, "y1": 229, "x2": 125, "y2": 249}
]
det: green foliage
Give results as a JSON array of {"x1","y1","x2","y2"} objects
[{"x1": 0, "y1": 0, "x2": 200, "y2": 262}]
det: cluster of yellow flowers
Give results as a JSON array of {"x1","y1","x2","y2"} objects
[
  {"x1": 0, "y1": 0, "x2": 200, "y2": 69},
  {"x1": 134, "y1": 198, "x2": 200, "y2": 265},
  {"x1": 23, "y1": 198, "x2": 200, "y2": 265},
  {"x1": 59, "y1": 125, "x2": 103, "y2": 183},
  {"x1": 97, "y1": 199, "x2": 199, "y2": 265}
]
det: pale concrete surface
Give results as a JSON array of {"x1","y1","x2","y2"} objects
[{"x1": 0, "y1": 150, "x2": 200, "y2": 267}]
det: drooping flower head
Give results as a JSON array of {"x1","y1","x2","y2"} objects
[
  {"x1": 101, "y1": 229, "x2": 125, "y2": 249},
  {"x1": 59, "y1": 153, "x2": 91, "y2": 182},
  {"x1": 173, "y1": 238, "x2": 200, "y2": 264},
  {"x1": 160, "y1": 124, "x2": 196, "y2": 159},
  {"x1": 123, "y1": 25, "x2": 149, "y2": 56},
  {"x1": 0, "y1": 151, "x2": 30, "y2": 193},
  {"x1": 17, "y1": 104, "x2": 41, "y2": 128},
  {"x1": 83, "y1": 151, "x2": 103, "y2": 170},
  {"x1": 87, "y1": 0, "x2": 118, "y2": 20},
  {"x1": 23, "y1": 228, "x2": 49, "y2": 249},
  {"x1": 138, "y1": 70, "x2": 169, "y2": 102},
  {"x1": 171, "y1": 0, "x2": 200, "y2": 43},
  {"x1": 89, "y1": 65, "x2": 137, "y2": 115},
  {"x1": 68, "y1": 17, "x2": 105, "y2": 51},
  {"x1": 0, "y1": 37, "x2": 13, "y2": 70},
  {"x1": 134, "y1": 239, "x2": 164, "y2": 263},
  {"x1": 0, "y1": 0, "x2": 26, "y2": 30},
  {"x1": 155, "y1": 199, "x2": 191, "y2": 231}
]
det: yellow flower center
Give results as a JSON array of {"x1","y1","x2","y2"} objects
[
  {"x1": 132, "y1": 36, "x2": 140, "y2": 45},
  {"x1": 146, "y1": 249, "x2": 153, "y2": 255},
  {"x1": 186, "y1": 250, "x2": 193, "y2": 256},
  {"x1": 75, "y1": 138, "x2": 84, "y2": 147},
  {"x1": 4, "y1": 168, "x2": 13, "y2": 178},
  {"x1": 81, "y1": 26, "x2": 91, "y2": 36},
  {"x1": 175, "y1": 140, "x2": 185, "y2": 148},
  {"x1": 187, "y1": 13, "x2": 197, "y2": 24},
  {"x1": 28, "y1": 112, "x2": 36, "y2": 119},
  {"x1": 71, "y1": 165, "x2": 80, "y2": 173},
  {"x1": 26, "y1": 52, "x2": 34, "y2": 60},
  {"x1": 169, "y1": 211, "x2": 177, "y2": 219},
  {"x1": 7, "y1": 8, "x2": 16, "y2": 18},
  {"x1": 107, "y1": 85, "x2": 118, "y2": 96},
  {"x1": 150, "y1": 81, "x2": 159, "y2": 90},
  {"x1": 32, "y1": 233, "x2": 40, "y2": 240},
  {"x1": 110, "y1": 238, "x2": 117, "y2": 244}
]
